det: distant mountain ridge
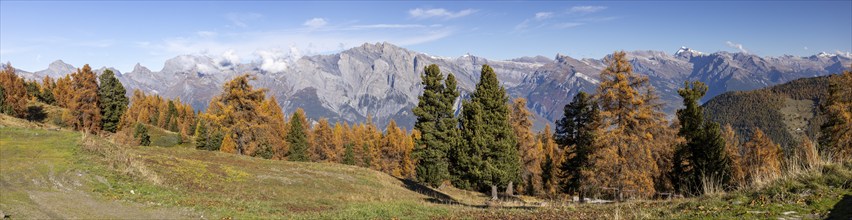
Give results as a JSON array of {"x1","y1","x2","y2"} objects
[{"x1": 8, "y1": 42, "x2": 851, "y2": 129}]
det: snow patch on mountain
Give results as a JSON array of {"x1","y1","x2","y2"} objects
[{"x1": 575, "y1": 72, "x2": 599, "y2": 84}]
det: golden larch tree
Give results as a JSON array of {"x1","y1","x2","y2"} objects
[
  {"x1": 538, "y1": 125, "x2": 562, "y2": 197},
  {"x1": 312, "y1": 118, "x2": 337, "y2": 162},
  {"x1": 54, "y1": 75, "x2": 74, "y2": 108},
  {"x1": 261, "y1": 96, "x2": 289, "y2": 159},
  {"x1": 0, "y1": 63, "x2": 28, "y2": 118},
  {"x1": 68, "y1": 64, "x2": 102, "y2": 133},
  {"x1": 380, "y1": 120, "x2": 405, "y2": 177},
  {"x1": 509, "y1": 98, "x2": 542, "y2": 196},
  {"x1": 591, "y1": 51, "x2": 663, "y2": 199},
  {"x1": 722, "y1": 124, "x2": 746, "y2": 188},
  {"x1": 742, "y1": 128, "x2": 782, "y2": 184},
  {"x1": 820, "y1": 67, "x2": 852, "y2": 159}
]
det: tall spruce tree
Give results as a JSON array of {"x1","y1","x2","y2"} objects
[
  {"x1": 195, "y1": 120, "x2": 210, "y2": 150},
  {"x1": 134, "y1": 123, "x2": 151, "y2": 146},
  {"x1": 672, "y1": 81, "x2": 731, "y2": 195},
  {"x1": 458, "y1": 64, "x2": 519, "y2": 200},
  {"x1": 98, "y1": 69, "x2": 129, "y2": 133},
  {"x1": 412, "y1": 64, "x2": 459, "y2": 187},
  {"x1": 287, "y1": 109, "x2": 310, "y2": 161},
  {"x1": 555, "y1": 91, "x2": 600, "y2": 202},
  {"x1": 166, "y1": 100, "x2": 178, "y2": 132},
  {"x1": 343, "y1": 143, "x2": 356, "y2": 165}
]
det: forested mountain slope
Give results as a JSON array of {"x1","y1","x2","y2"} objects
[{"x1": 703, "y1": 75, "x2": 832, "y2": 151}]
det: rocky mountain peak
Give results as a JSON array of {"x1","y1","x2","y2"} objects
[
  {"x1": 675, "y1": 46, "x2": 703, "y2": 59},
  {"x1": 509, "y1": 55, "x2": 552, "y2": 64},
  {"x1": 48, "y1": 59, "x2": 75, "y2": 71},
  {"x1": 9, "y1": 44, "x2": 850, "y2": 131},
  {"x1": 95, "y1": 66, "x2": 121, "y2": 76},
  {"x1": 132, "y1": 63, "x2": 150, "y2": 73},
  {"x1": 35, "y1": 59, "x2": 77, "y2": 78}
]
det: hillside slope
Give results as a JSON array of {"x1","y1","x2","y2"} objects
[
  {"x1": 0, "y1": 115, "x2": 458, "y2": 219},
  {"x1": 3, "y1": 111, "x2": 850, "y2": 219},
  {"x1": 703, "y1": 75, "x2": 832, "y2": 150}
]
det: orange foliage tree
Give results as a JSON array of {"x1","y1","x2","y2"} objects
[
  {"x1": 206, "y1": 74, "x2": 284, "y2": 158},
  {"x1": 509, "y1": 98, "x2": 542, "y2": 196},
  {"x1": 591, "y1": 51, "x2": 668, "y2": 200},
  {"x1": 0, "y1": 63, "x2": 28, "y2": 117},
  {"x1": 68, "y1": 64, "x2": 101, "y2": 133},
  {"x1": 742, "y1": 128, "x2": 782, "y2": 184}
]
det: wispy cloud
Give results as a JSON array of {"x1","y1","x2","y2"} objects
[
  {"x1": 226, "y1": 12, "x2": 262, "y2": 28},
  {"x1": 408, "y1": 8, "x2": 477, "y2": 19},
  {"x1": 726, "y1": 41, "x2": 748, "y2": 53},
  {"x1": 554, "y1": 22, "x2": 584, "y2": 29},
  {"x1": 303, "y1": 18, "x2": 328, "y2": 28},
  {"x1": 535, "y1": 12, "x2": 554, "y2": 20},
  {"x1": 579, "y1": 16, "x2": 619, "y2": 22},
  {"x1": 348, "y1": 24, "x2": 426, "y2": 30},
  {"x1": 567, "y1": 6, "x2": 607, "y2": 14},
  {"x1": 515, "y1": 6, "x2": 612, "y2": 32}
]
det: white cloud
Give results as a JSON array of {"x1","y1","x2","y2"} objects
[
  {"x1": 408, "y1": 8, "x2": 477, "y2": 19},
  {"x1": 568, "y1": 6, "x2": 607, "y2": 14},
  {"x1": 535, "y1": 12, "x2": 554, "y2": 20},
  {"x1": 554, "y1": 22, "x2": 584, "y2": 29},
  {"x1": 303, "y1": 18, "x2": 328, "y2": 28},
  {"x1": 215, "y1": 49, "x2": 240, "y2": 68},
  {"x1": 803, "y1": 46, "x2": 809, "y2": 50},
  {"x1": 726, "y1": 41, "x2": 749, "y2": 53},
  {"x1": 255, "y1": 47, "x2": 302, "y2": 73},
  {"x1": 226, "y1": 12, "x2": 262, "y2": 28},
  {"x1": 140, "y1": 24, "x2": 456, "y2": 71}
]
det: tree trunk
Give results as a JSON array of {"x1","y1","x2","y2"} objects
[
  {"x1": 506, "y1": 181, "x2": 514, "y2": 196},
  {"x1": 491, "y1": 185, "x2": 498, "y2": 201}
]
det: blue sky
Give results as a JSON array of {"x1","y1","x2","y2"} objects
[{"x1": 2, "y1": 1, "x2": 850, "y2": 72}]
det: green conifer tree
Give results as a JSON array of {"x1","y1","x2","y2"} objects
[
  {"x1": 287, "y1": 110, "x2": 310, "y2": 161},
  {"x1": 98, "y1": 69, "x2": 128, "y2": 133},
  {"x1": 195, "y1": 120, "x2": 209, "y2": 150},
  {"x1": 343, "y1": 143, "x2": 356, "y2": 165},
  {"x1": 412, "y1": 64, "x2": 460, "y2": 187},
  {"x1": 672, "y1": 81, "x2": 731, "y2": 195},
  {"x1": 458, "y1": 64, "x2": 519, "y2": 199},
  {"x1": 555, "y1": 91, "x2": 600, "y2": 202},
  {"x1": 134, "y1": 123, "x2": 151, "y2": 146}
]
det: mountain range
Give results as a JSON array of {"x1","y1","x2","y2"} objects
[{"x1": 7, "y1": 42, "x2": 851, "y2": 129}]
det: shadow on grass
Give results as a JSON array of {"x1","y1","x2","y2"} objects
[
  {"x1": 396, "y1": 177, "x2": 539, "y2": 210},
  {"x1": 828, "y1": 194, "x2": 852, "y2": 220},
  {"x1": 397, "y1": 178, "x2": 460, "y2": 204}
]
